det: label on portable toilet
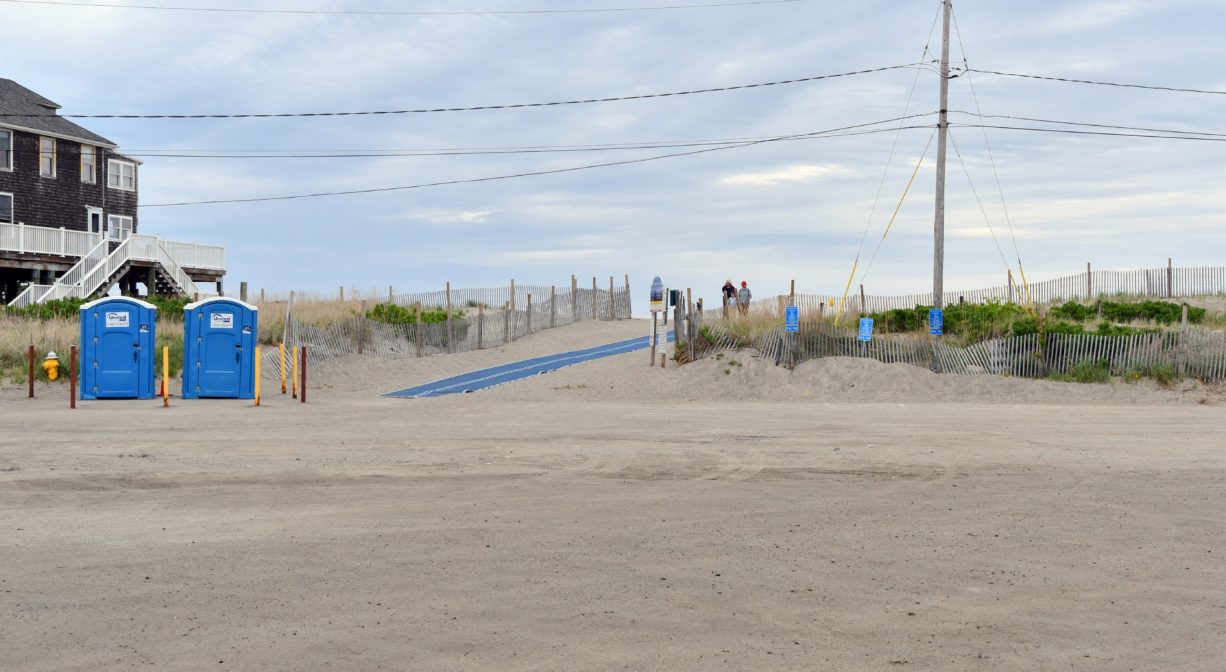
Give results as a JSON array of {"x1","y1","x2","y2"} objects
[
  {"x1": 139, "y1": 324, "x2": 149, "y2": 333},
  {"x1": 242, "y1": 325, "x2": 252, "y2": 334},
  {"x1": 210, "y1": 313, "x2": 234, "y2": 329},
  {"x1": 105, "y1": 312, "x2": 129, "y2": 328}
]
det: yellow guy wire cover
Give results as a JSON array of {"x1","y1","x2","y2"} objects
[{"x1": 836, "y1": 143, "x2": 929, "y2": 325}]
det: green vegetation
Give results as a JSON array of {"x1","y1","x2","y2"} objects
[
  {"x1": 367, "y1": 302, "x2": 462, "y2": 325},
  {"x1": 1049, "y1": 300, "x2": 1205, "y2": 325},
  {"x1": 1050, "y1": 358, "x2": 1111, "y2": 384}
]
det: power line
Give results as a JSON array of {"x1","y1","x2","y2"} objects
[
  {"x1": 961, "y1": 67, "x2": 1226, "y2": 97},
  {"x1": 0, "y1": 0, "x2": 802, "y2": 15},
  {"x1": 952, "y1": 123, "x2": 1226, "y2": 142},
  {"x1": 124, "y1": 115, "x2": 937, "y2": 158},
  {"x1": 140, "y1": 118, "x2": 935, "y2": 207},
  {"x1": 7, "y1": 63, "x2": 926, "y2": 120},
  {"x1": 951, "y1": 111, "x2": 1226, "y2": 138}
]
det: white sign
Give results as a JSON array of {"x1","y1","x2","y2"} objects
[
  {"x1": 210, "y1": 313, "x2": 234, "y2": 329},
  {"x1": 105, "y1": 312, "x2": 129, "y2": 328}
]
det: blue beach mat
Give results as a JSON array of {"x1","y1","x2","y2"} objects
[{"x1": 384, "y1": 332, "x2": 675, "y2": 398}]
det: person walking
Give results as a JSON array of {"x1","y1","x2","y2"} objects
[
  {"x1": 737, "y1": 280, "x2": 752, "y2": 316},
  {"x1": 721, "y1": 280, "x2": 736, "y2": 318}
]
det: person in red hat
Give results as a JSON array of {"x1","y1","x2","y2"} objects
[{"x1": 736, "y1": 280, "x2": 752, "y2": 316}]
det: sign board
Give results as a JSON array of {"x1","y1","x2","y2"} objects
[
  {"x1": 649, "y1": 276, "x2": 664, "y2": 313},
  {"x1": 858, "y1": 317, "x2": 874, "y2": 342},
  {"x1": 105, "y1": 311, "x2": 129, "y2": 328},
  {"x1": 929, "y1": 308, "x2": 944, "y2": 335},
  {"x1": 210, "y1": 313, "x2": 234, "y2": 329},
  {"x1": 785, "y1": 305, "x2": 799, "y2": 333}
]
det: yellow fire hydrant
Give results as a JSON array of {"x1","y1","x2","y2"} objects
[{"x1": 43, "y1": 351, "x2": 60, "y2": 381}]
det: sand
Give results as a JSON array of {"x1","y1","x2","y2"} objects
[{"x1": 3, "y1": 318, "x2": 1225, "y2": 671}]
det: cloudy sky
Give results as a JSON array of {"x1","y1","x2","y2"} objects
[{"x1": 5, "y1": 0, "x2": 1225, "y2": 307}]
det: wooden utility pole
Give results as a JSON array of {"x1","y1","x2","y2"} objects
[{"x1": 933, "y1": 0, "x2": 951, "y2": 314}]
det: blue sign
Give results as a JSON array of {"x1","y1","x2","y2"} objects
[
  {"x1": 858, "y1": 317, "x2": 874, "y2": 342},
  {"x1": 929, "y1": 308, "x2": 944, "y2": 335},
  {"x1": 785, "y1": 305, "x2": 799, "y2": 332}
]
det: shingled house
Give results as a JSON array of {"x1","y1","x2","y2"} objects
[{"x1": 0, "y1": 79, "x2": 224, "y2": 306}]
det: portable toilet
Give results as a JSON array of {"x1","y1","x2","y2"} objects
[
  {"x1": 80, "y1": 297, "x2": 158, "y2": 400},
  {"x1": 182, "y1": 297, "x2": 258, "y2": 399}
]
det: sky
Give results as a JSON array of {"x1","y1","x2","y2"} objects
[{"x1": 4, "y1": 0, "x2": 1225, "y2": 309}]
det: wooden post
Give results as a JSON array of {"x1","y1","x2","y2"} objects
[
  {"x1": 70, "y1": 345, "x2": 77, "y2": 409},
  {"x1": 510, "y1": 279, "x2": 517, "y2": 338},
  {"x1": 28, "y1": 345, "x2": 34, "y2": 398},
  {"x1": 445, "y1": 281, "x2": 453, "y2": 353},
  {"x1": 259, "y1": 288, "x2": 265, "y2": 304},
  {"x1": 550, "y1": 285, "x2": 557, "y2": 328},
  {"x1": 388, "y1": 285, "x2": 394, "y2": 303},
  {"x1": 240, "y1": 281, "x2": 248, "y2": 303},
  {"x1": 650, "y1": 312, "x2": 658, "y2": 366},
  {"x1": 339, "y1": 286, "x2": 344, "y2": 302},
  {"x1": 790, "y1": 279, "x2": 796, "y2": 303},
  {"x1": 591, "y1": 277, "x2": 597, "y2": 319},
  {"x1": 663, "y1": 287, "x2": 668, "y2": 326},
  {"x1": 415, "y1": 302, "x2": 423, "y2": 357},
  {"x1": 1086, "y1": 262, "x2": 1092, "y2": 299},
  {"x1": 1178, "y1": 304, "x2": 1189, "y2": 378},
  {"x1": 819, "y1": 301, "x2": 825, "y2": 321},
  {"x1": 504, "y1": 301, "x2": 511, "y2": 344},
  {"x1": 1007, "y1": 269, "x2": 1014, "y2": 303},
  {"x1": 281, "y1": 291, "x2": 294, "y2": 351},
  {"x1": 625, "y1": 274, "x2": 632, "y2": 317},
  {"x1": 686, "y1": 288, "x2": 694, "y2": 362},
  {"x1": 859, "y1": 284, "x2": 867, "y2": 316},
  {"x1": 609, "y1": 276, "x2": 616, "y2": 320},
  {"x1": 673, "y1": 291, "x2": 683, "y2": 349},
  {"x1": 1168, "y1": 258, "x2": 1174, "y2": 297},
  {"x1": 478, "y1": 304, "x2": 485, "y2": 349},
  {"x1": 571, "y1": 275, "x2": 578, "y2": 321},
  {"x1": 357, "y1": 300, "x2": 367, "y2": 355},
  {"x1": 527, "y1": 294, "x2": 533, "y2": 333},
  {"x1": 300, "y1": 345, "x2": 307, "y2": 403}
]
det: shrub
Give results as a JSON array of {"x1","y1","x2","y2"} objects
[
  {"x1": 1069, "y1": 358, "x2": 1110, "y2": 384},
  {"x1": 368, "y1": 303, "x2": 461, "y2": 325}
]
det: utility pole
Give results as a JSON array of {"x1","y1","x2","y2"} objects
[
  {"x1": 932, "y1": 0, "x2": 951, "y2": 373},
  {"x1": 933, "y1": 0, "x2": 951, "y2": 314}
]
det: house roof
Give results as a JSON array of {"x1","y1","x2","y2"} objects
[{"x1": 0, "y1": 79, "x2": 117, "y2": 148}]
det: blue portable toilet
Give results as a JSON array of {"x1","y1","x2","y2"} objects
[
  {"x1": 80, "y1": 297, "x2": 158, "y2": 400},
  {"x1": 182, "y1": 297, "x2": 258, "y2": 399}
]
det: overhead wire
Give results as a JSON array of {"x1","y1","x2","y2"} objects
[
  {"x1": 140, "y1": 117, "x2": 935, "y2": 207},
  {"x1": 950, "y1": 111, "x2": 1226, "y2": 139},
  {"x1": 950, "y1": 124, "x2": 1226, "y2": 142},
  {"x1": 0, "y1": 0, "x2": 804, "y2": 15},
  {"x1": 960, "y1": 67, "x2": 1226, "y2": 97},
  {"x1": 7, "y1": 63, "x2": 927, "y2": 119}
]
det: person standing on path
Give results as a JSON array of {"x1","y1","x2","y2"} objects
[
  {"x1": 721, "y1": 280, "x2": 736, "y2": 318},
  {"x1": 737, "y1": 280, "x2": 752, "y2": 316}
]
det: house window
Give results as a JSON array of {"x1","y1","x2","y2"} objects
[
  {"x1": 0, "y1": 193, "x2": 12, "y2": 223},
  {"x1": 107, "y1": 214, "x2": 133, "y2": 239},
  {"x1": 81, "y1": 145, "x2": 96, "y2": 183},
  {"x1": 39, "y1": 136, "x2": 56, "y2": 177},
  {"x1": 86, "y1": 206, "x2": 103, "y2": 234},
  {"x1": 0, "y1": 130, "x2": 11, "y2": 170},
  {"x1": 107, "y1": 159, "x2": 136, "y2": 191}
]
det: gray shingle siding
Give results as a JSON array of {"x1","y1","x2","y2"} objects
[{"x1": 0, "y1": 128, "x2": 137, "y2": 233}]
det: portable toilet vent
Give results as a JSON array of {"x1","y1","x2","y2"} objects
[
  {"x1": 79, "y1": 297, "x2": 158, "y2": 400},
  {"x1": 182, "y1": 297, "x2": 258, "y2": 399}
]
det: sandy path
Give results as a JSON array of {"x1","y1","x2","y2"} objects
[{"x1": 3, "y1": 320, "x2": 1225, "y2": 670}]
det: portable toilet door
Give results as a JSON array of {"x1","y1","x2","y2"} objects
[
  {"x1": 80, "y1": 297, "x2": 157, "y2": 400},
  {"x1": 183, "y1": 297, "x2": 258, "y2": 399}
]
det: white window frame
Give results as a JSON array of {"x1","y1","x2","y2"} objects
[
  {"x1": 86, "y1": 206, "x2": 103, "y2": 234},
  {"x1": 107, "y1": 159, "x2": 136, "y2": 191},
  {"x1": 0, "y1": 130, "x2": 12, "y2": 171},
  {"x1": 81, "y1": 145, "x2": 96, "y2": 184},
  {"x1": 0, "y1": 192, "x2": 13, "y2": 223},
  {"x1": 39, "y1": 136, "x2": 56, "y2": 178},
  {"x1": 107, "y1": 214, "x2": 133, "y2": 240}
]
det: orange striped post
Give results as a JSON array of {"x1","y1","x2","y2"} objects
[{"x1": 279, "y1": 342, "x2": 287, "y2": 394}]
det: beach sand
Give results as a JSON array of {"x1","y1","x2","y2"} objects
[{"x1": 3, "y1": 318, "x2": 1225, "y2": 670}]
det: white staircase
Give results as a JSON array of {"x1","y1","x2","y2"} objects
[{"x1": 7, "y1": 233, "x2": 209, "y2": 307}]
